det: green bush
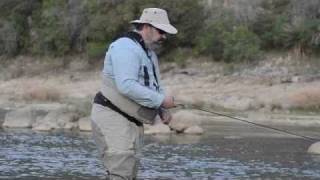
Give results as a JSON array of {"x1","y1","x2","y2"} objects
[
  {"x1": 0, "y1": 0, "x2": 318, "y2": 59},
  {"x1": 155, "y1": 0, "x2": 206, "y2": 48},
  {"x1": 0, "y1": 0, "x2": 41, "y2": 56},
  {"x1": 194, "y1": 12, "x2": 236, "y2": 60},
  {"x1": 30, "y1": 0, "x2": 70, "y2": 56},
  {"x1": 87, "y1": 1, "x2": 135, "y2": 44},
  {"x1": 162, "y1": 48, "x2": 193, "y2": 67},
  {"x1": 195, "y1": 11, "x2": 260, "y2": 63},
  {"x1": 250, "y1": 0, "x2": 291, "y2": 50},
  {"x1": 0, "y1": 20, "x2": 18, "y2": 56},
  {"x1": 86, "y1": 42, "x2": 107, "y2": 59},
  {"x1": 251, "y1": 0, "x2": 320, "y2": 55},
  {"x1": 223, "y1": 26, "x2": 261, "y2": 62},
  {"x1": 251, "y1": 14, "x2": 290, "y2": 50},
  {"x1": 281, "y1": 19, "x2": 320, "y2": 55},
  {"x1": 86, "y1": 0, "x2": 205, "y2": 59},
  {"x1": 194, "y1": 22, "x2": 225, "y2": 60}
]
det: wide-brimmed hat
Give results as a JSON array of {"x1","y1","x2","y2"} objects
[{"x1": 131, "y1": 8, "x2": 178, "y2": 34}]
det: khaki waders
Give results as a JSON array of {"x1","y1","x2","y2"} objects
[{"x1": 91, "y1": 103, "x2": 144, "y2": 180}]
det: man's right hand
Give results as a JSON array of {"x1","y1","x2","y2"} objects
[{"x1": 161, "y1": 95, "x2": 175, "y2": 108}]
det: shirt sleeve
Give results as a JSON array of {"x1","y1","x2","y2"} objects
[{"x1": 109, "y1": 40, "x2": 165, "y2": 108}]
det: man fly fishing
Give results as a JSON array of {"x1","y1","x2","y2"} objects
[{"x1": 91, "y1": 8, "x2": 178, "y2": 180}]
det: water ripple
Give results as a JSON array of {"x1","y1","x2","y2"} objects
[{"x1": 0, "y1": 130, "x2": 320, "y2": 179}]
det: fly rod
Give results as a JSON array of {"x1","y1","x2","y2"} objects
[{"x1": 175, "y1": 103, "x2": 320, "y2": 142}]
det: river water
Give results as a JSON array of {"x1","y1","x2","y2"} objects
[{"x1": 0, "y1": 120, "x2": 320, "y2": 180}]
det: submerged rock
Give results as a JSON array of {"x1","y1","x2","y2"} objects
[{"x1": 308, "y1": 142, "x2": 320, "y2": 154}]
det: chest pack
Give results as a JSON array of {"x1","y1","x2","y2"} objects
[{"x1": 122, "y1": 31, "x2": 159, "y2": 89}]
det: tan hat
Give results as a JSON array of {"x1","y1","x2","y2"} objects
[{"x1": 131, "y1": 8, "x2": 178, "y2": 34}]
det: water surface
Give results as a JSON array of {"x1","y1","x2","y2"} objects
[{"x1": 0, "y1": 121, "x2": 320, "y2": 180}]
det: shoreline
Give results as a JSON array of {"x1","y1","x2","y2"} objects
[
  {"x1": 1, "y1": 54, "x2": 320, "y2": 132},
  {"x1": 1, "y1": 102, "x2": 320, "y2": 133}
]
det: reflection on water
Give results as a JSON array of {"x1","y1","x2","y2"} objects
[{"x1": 0, "y1": 125, "x2": 320, "y2": 180}]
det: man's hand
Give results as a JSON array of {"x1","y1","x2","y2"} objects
[
  {"x1": 161, "y1": 95, "x2": 175, "y2": 108},
  {"x1": 159, "y1": 108, "x2": 172, "y2": 125}
]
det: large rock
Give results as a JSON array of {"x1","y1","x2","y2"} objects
[
  {"x1": 0, "y1": 108, "x2": 10, "y2": 127},
  {"x1": 3, "y1": 107, "x2": 39, "y2": 128},
  {"x1": 184, "y1": 125, "x2": 204, "y2": 135},
  {"x1": 2, "y1": 103, "x2": 71, "y2": 129},
  {"x1": 144, "y1": 118, "x2": 171, "y2": 135},
  {"x1": 59, "y1": 113, "x2": 79, "y2": 130},
  {"x1": 32, "y1": 109, "x2": 79, "y2": 131},
  {"x1": 78, "y1": 116, "x2": 92, "y2": 131},
  {"x1": 28, "y1": 103, "x2": 69, "y2": 112},
  {"x1": 169, "y1": 110, "x2": 202, "y2": 133},
  {"x1": 32, "y1": 111, "x2": 61, "y2": 131},
  {"x1": 308, "y1": 142, "x2": 320, "y2": 154}
]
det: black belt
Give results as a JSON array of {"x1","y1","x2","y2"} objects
[{"x1": 93, "y1": 92, "x2": 143, "y2": 127}]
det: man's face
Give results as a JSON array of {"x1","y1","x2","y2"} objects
[{"x1": 145, "y1": 25, "x2": 167, "y2": 47}]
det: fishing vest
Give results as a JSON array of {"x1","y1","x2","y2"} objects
[
  {"x1": 101, "y1": 76, "x2": 158, "y2": 124},
  {"x1": 99, "y1": 31, "x2": 160, "y2": 124}
]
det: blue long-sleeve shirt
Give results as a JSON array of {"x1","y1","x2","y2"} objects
[{"x1": 102, "y1": 36, "x2": 165, "y2": 108}]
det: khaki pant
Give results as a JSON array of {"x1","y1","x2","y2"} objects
[{"x1": 91, "y1": 103, "x2": 144, "y2": 180}]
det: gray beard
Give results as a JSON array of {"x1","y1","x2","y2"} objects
[{"x1": 146, "y1": 43, "x2": 161, "y2": 51}]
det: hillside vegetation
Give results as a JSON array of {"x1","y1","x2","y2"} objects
[{"x1": 0, "y1": 0, "x2": 319, "y2": 64}]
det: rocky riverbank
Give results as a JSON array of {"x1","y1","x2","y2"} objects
[{"x1": 0, "y1": 53, "x2": 320, "y2": 134}]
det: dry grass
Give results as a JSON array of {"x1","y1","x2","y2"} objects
[
  {"x1": 21, "y1": 80, "x2": 62, "y2": 102},
  {"x1": 287, "y1": 87, "x2": 320, "y2": 110}
]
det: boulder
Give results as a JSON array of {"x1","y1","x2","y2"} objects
[
  {"x1": 144, "y1": 124, "x2": 171, "y2": 135},
  {"x1": 308, "y1": 142, "x2": 320, "y2": 154},
  {"x1": 29, "y1": 103, "x2": 69, "y2": 112},
  {"x1": 184, "y1": 126, "x2": 204, "y2": 135},
  {"x1": 32, "y1": 109, "x2": 79, "y2": 131},
  {"x1": 2, "y1": 103, "x2": 72, "y2": 129},
  {"x1": 78, "y1": 116, "x2": 92, "y2": 131},
  {"x1": 145, "y1": 125, "x2": 171, "y2": 135},
  {"x1": 3, "y1": 107, "x2": 38, "y2": 128},
  {"x1": 169, "y1": 110, "x2": 202, "y2": 132},
  {"x1": 32, "y1": 120, "x2": 54, "y2": 131},
  {"x1": 57, "y1": 112, "x2": 79, "y2": 130},
  {"x1": 144, "y1": 117, "x2": 172, "y2": 135},
  {"x1": 32, "y1": 111, "x2": 61, "y2": 131},
  {"x1": 0, "y1": 108, "x2": 10, "y2": 127}
]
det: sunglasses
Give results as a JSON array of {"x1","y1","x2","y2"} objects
[{"x1": 155, "y1": 28, "x2": 166, "y2": 35}]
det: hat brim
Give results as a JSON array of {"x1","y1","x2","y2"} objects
[{"x1": 131, "y1": 20, "x2": 178, "y2": 34}]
